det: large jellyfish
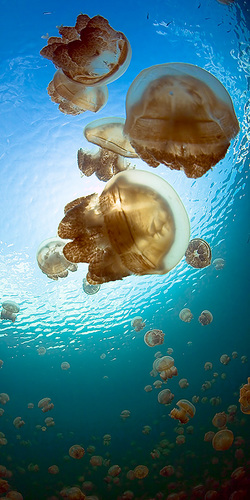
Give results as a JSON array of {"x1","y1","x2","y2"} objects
[
  {"x1": 36, "y1": 237, "x2": 77, "y2": 280},
  {"x1": 1, "y1": 301, "x2": 20, "y2": 322},
  {"x1": 58, "y1": 170, "x2": 190, "y2": 284},
  {"x1": 212, "y1": 429, "x2": 234, "y2": 450},
  {"x1": 185, "y1": 238, "x2": 211, "y2": 268}
]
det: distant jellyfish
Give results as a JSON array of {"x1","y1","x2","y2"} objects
[
  {"x1": 167, "y1": 347, "x2": 173, "y2": 355},
  {"x1": 198, "y1": 310, "x2": 213, "y2": 326},
  {"x1": 176, "y1": 435, "x2": 185, "y2": 445},
  {"x1": 179, "y1": 378, "x2": 189, "y2": 389},
  {"x1": 231, "y1": 466, "x2": 245, "y2": 481},
  {"x1": 204, "y1": 431, "x2": 215, "y2": 442},
  {"x1": 0, "y1": 409, "x2": 4, "y2": 416},
  {"x1": 38, "y1": 397, "x2": 54, "y2": 413},
  {"x1": 144, "y1": 385, "x2": 153, "y2": 392},
  {"x1": 69, "y1": 444, "x2": 85, "y2": 459},
  {"x1": 212, "y1": 258, "x2": 225, "y2": 270},
  {"x1": 144, "y1": 329, "x2": 165, "y2": 347},
  {"x1": 1, "y1": 301, "x2": 20, "y2": 323},
  {"x1": 108, "y1": 465, "x2": 121, "y2": 477},
  {"x1": 179, "y1": 308, "x2": 193, "y2": 323},
  {"x1": 204, "y1": 362, "x2": 213, "y2": 371},
  {"x1": 169, "y1": 399, "x2": 196, "y2": 424},
  {"x1": 36, "y1": 237, "x2": 77, "y2": 280},
  {"x1": 153, "y1": 380, "x2": 162, "y2": 389},
  {"x1": 103, "y1": 434, "x2": 111, "y2": 446},
  {"x1": 239, "y1": 377, "x2": 250, "y2": 414},
  {"x1": 212, "y1": 428, "x2": 234, "y2": 450},
  {"x1": 120, "y1": 410, "x2": 131, "y2": 420},
  {"x1": 90, "y1": 455, "x2": 103, "y2": 466},
  {"x1": 212, "y1": 412, "x2": 227, "y2": 429},
  {"x1": 6, "y1": 492, "x2": 24, "y2": 500},
  {"x1": 123, "y1": 63, "x2": 239, "y2": 178},
  {"x1": 13, "y1": 417, "x2": 25, "y2": 429},
  {"x1": 37, "y1": 346, "x2": 46, "y2": 356},
  {"x1": 48, "y1": 465, "x2": 59, "y2": 474},
  {"x1": 133, "y1": 465, "x2": 149, "y2": 479},
  {"x1": 82, "y1": 277, "x2": 100, "y2": 295},
  {"x1": 142, "y1": 425, "x2": 151, "y2": 435},
  {"x1": 0, "y1": 393, "x2": 10, "y2": 405},
  {"x1": 158, "y1": 389, "x2": 174, "y2": 405},
  {"x1": 160, "y1": 465, "x2": 175, "y2": 477},
  {"x1": 61, "y1": 361, "x2": 70, "y2": 370},
  {"x1": 45, "y1": 417, "x2": 55, "y2": 427},
  {"x1": 100, "y1": 353, "x2": 106, "y2": 359},
  {"x1": 58, "y1": 169, "x2": 190, "y2": 284},
  {"x1": 241, "y1": 355, "x2": 247, "y2": 363},
  {"x1": 131, "y1": 316, "x2": 145, "y2": 332},
  {"x1": 60, "y1": 486, "x2": 85, "y2": 499},
  {"x1": 185, "y1": 238, "x2": 211, "y2": 268},
  {"x1": 220, "y1": 354, "x2": 230, "y2": 365},
  {"x1": 231, "y1": 351, "x2": 238, "y2": 359}
]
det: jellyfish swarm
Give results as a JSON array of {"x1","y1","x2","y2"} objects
[
  {"x1": 40, "y1": 14, "x2": 131, "y2": 115},
  {"x1": 124, "y1": 63, "x2": 239, "y2": 178},
  {"x1": 58, "y1": 169, "x2": 190, "y2": 284},
  {"x1": 1, "y1": 301, "x2": 20, "y2": 322},
  {"x1": 37, "y1": 237, "x2": 77, "y2": 280},
  {"x1": 239, "y1": 377, "x2": 250, "y2": 414},
  {"x1": 185, "y1": 238, "x2": 212, "y2": 268}
]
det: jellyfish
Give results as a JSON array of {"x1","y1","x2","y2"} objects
[
  {"x1": 176, "y1": 435, "x2": 185, "y2": 445},
  {"x1": 212, "y1": 258, "x2": 225, "y2": 270},
  {"x1": 179, "y1": 378, "x2": 189, "y2": 389},
  {"x1": 37, "y1": 346, "x2": 46, "y2": 356},
  {"x1": 185, "y1": 238, "x2": 211, "y2": 268},
  {"x1": 78, "y1": 147, "x2": 130, "y2": 182},
  {"x1": 38, "y1": 397, "x2": 54, "y2": 412},
  {"x1": 57, "y1": 169, "x2": 190, "y2": 284},
  {"x1": 131, "y1": 316, "x2": 145, "y2": 332},
  {"x1": 6, "y1": 492, "x2": 24, "y2": 500},
  {"x1": 1, "y1": 301, "x2": 20, "y2": 322},
  {"x1": 144, "y1": 329, "x2": 165, "y2": 347},
  {"x1": 220, "y1": 354, "x2": 230, "y2": 365},
  {"x1": 204, "y1": 431, "x2": 215, "y2": 442},
  {"x1": 0, "y1": 393, "x2": 10, "y2": 405},
  {"x1": 61, "y1": 361, "x2": 70, "y2": 370},
  {"x1": 60, "y1": 486, "x2": 86, "y2": 499},
  {"x1": 133, "y1": 465, "x2": 149, "y2": 479},
  {"x1": 103, "y1": 434, "x2": 111, "y2": 446},
  {"x1": 45, "y1": 417, "x2": 55, "y2": 427},
  {"x1": 90, "y1": 455, "x2": 103, "y2": 466},
  {"x1": 69, "y1": 445, "x2": 85, "y2": 459},
  {"x1": 13, "y1": 417, "x2": 25, "y2": 429},
  {"x1": 123, "y1": 63, "x2": 239, "y2": 178},
  {"x1": 167, "y1": 347, "x2": 173, "y2": 355},
  {"x1": 48, "y1": 465, "x2": 59, "y2": 474},
  {"x1": 82, "y1": 277, "x2": 100, "y2": 295},
  {"x1": 0, "y1": 409, "x2": 4, "y2": 416},
  {"x1": 212, "y1": 428, "x2": 234, "y2": 450},
  {"x1": 212, "y1": 412, "x2": 227, "y2": 428},
  {"x1": 241, "y1": 355, "x2": 247, "y2": 363},
  {"x1": 231, "y1": 351, "x2": 238, "y2": 359},
  {"x1": 0, "y1": 360, "x2": 3, "y2": 369},
  {"x1": 153, "y1": 380, "x2": 162, "y2": 389},
  {"x1": 120, "y1": 410, "x2": 131, "y2": 420},
  {"x1": 169, "y1": 399, "x2": 196, "y2": 424},
  {"x1": 160, "y1": 465, "x2": 175, "y2": 477},
  {"x1": 36, "y1": 237, "x2": 77, "y2": 280},
  {"x1": 158, "y1": 389, "x2": 174, "y2": 405},
  {"x1": 144, "y1": 385, "x2": 152, "y2": 392},
  {"x1": 204, "y1": 362, "x2": 213, "y2": 371},
  {"x1": 179, "y1": 308, "x2": 193, "y2": 323},
  {"x1": 198, "y1": 310, "x2": 213, "y2": 326},
  {"x1": 239, "y1": 377, "x2": 250, "y2": 414},
  {"x1": 142, "y1": 425, "x2": 151, "y2": 435},
  {"x1": 108, "y1": 465, "x2": 121, "y2": 477}
]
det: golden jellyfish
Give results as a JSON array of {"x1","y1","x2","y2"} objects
[
  {"x1": 232, "y1": 351, "x2": 238, "y2": 359},
  {"x1": 0, "y1": 393, "x2": 10, "y2": 405},
  {"x1": 90, "y1": 455, "x2": 103, "y2": 466},
  {"x1": 6, "y1": 492, "x2": 24, "y2": 500},
  {"x1": 241, "y1": 355, "x2": 247, "y2": 363},
  {"x1": 220, "y1": 354, "x2": 230, "y2": 365},
  {"x1": 212, "y1": 428, "x2": 234, "y2": 450},
  {"x1": 36, "y1": 237, "x2": 77, "y2": 280},
  {"x1": 179, "y1": 378, "x2": 189, "y2": 389},
  {"x1": 0, "y1": 479, "x2": 9, "y2": 494},
  {"x1": 169, "y1": 399, "x2": 196, "y2": 424},
  {"x1": 239, "y1": 377, "x2": 250, "y2": 414},
  {"x1": 153, "y1": 380, "x2": 162, "y2": 389},
  {"x1": 179, "y1": 308, "x2": 193, "y2": 323},
  {"x1": 45, "y1": 417, "x2": 55, "y2": 427},
  {"x1": 131, "y1": 316, "x2": 145, "y2": 332},
  {"x1": 82, "y1": 277, "x2": 100, "y2": 295},
  {"x1": 38, "y1": 397, "x2": 54, "y2": 412},
  {"x1": 57, "y1": 169, "x2": 190, "y2": 284},
  {"x1": 176, "y1": 435, "x2": 185, "y2": 445},
  {"x1": 69, "y1": 444, "x2": 85, "y2": 459},
  {"x1": 144, "y1": 385, "x2": 152, "y2": 392},
  {"x1": 133, "y1": 465, "x2": 149, "y2": 479},
  {"x1": 123, "y1": 62, "x2": 239, "y2": 178},
  {"x1": 84, "y1": 117, "x2": 137, "y2": 156},
  {"x1": 158, "y1": 389, "x2": 174, "y2": 405},
  {"x1": 192, "y1": 395, "x2": 199, "y2": 404},
  {"x1": 212, "y1": 258, "x2": 225, "y2": 270},
  {"x1": 198, "y1": 310, "x2": 213, "y2": 326},
  {"x1": 204, "y1": 362, "x2": 213, "y2": 371},
  {"x1": 185, "y1": 238, "x2": 212, "y2": 268},
  {"x1": 120, "y1": 409, "x2": 131, "y2": 420},
  {"x1": 60, "y1": 486, "x2": 86, "y2": 499},
  {"x1": 13, "y1": 417, "x2": 25, "y2": 429},
  {"x1": 204, "y1": 431, "x2": 215, "y2": 442},
  {"x1": 1, "y1": 301, "x2": 20, "y2": 322},
  {"x1": 108, "y1": 465, "x2": 121, "y2": 477},
  {"x1": 48, "y1": 465, "x2": 59, "y2": 474},
  {"x1": 160, "y1": 465, "x2": 175, "y2": 477},
  {"x1": 61, "y1": 361, "x2": 70, "y2": 370},
  {"x1": 231, "y1": 466, "x2": 245, "y2": 480},
  {"x1": 212, "y1": 412, "x2": 227, "y2": 429},
  {"x1": 78, "y1": 147, "x2": 130, "y2": 182},
  {"x1": 144, "y1": 329, "x2": 165, "y2": 347}
]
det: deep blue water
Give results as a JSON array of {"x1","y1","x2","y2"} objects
[{"x1": 0, "y1": 0, "x2": 249, "y2": 499}]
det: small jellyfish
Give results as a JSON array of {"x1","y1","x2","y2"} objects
[
  {"x1": 142, "y1": 425, "x2": 151, "y2": 435},
  {"x1": 69, "y1": 444, "x2": 85, "y2": 459},
  {"x1": 123, "y1": 63, "x2": 239, "y2": 178},
  {"x1": 239, "y1": 377, "x2": 250, "y2": 414},
  {"x1": 103, "y1": 434, "x2": 111, "y2": 445},
  {"x1": 82, "y1": 277, "x2": 100, "y2": 295},
  {"x1": 198, "y1": 310, "x2": 213, "y2": 326},
  {"x1": 13, "y1": 417, "x2": 25, "y2": 429},
  {"x1": 144, "y1": 329, "x2": 165, "y2": 347},
  {"x1": 179, "y1": 308, "x2": 193, "y2": 323},
  {"x1": 133, "y1": 465, "x2": 149, "y2": 479},
  {"x1": 36, "y1": 237, "x2": 77, "y2": 280},
  {"x1": 131, "y1": 316, "x2": 145, "y2": 332},
  {"x1": 61, "y1": 361, "x2": 70, "y2": 370},
  {"x1": 1, "y1": 301, "x2": 20, "y2": 323},
  {"x1": 45, "y1": 417, "x2": 55, "y2": 427},
  {"x1": 38, "y1": 397, "x2": 54, "y2": 413},
  {"x1": 108, "y1": 465, "x2": 121, "y2": 477},
  {"x1": 212, "y1": 258, "x2": 225, "y2": 270},
  {"x1": 120, "y1": 410, "x2": 131, "y2": 420},
  {"x1": 179, "y1": 378, "x2": 189, "y2": 389},
  {"x1": 90, "y1": 455, "x2": 103, "y2": 466},
  {"x1": 6, "y1": 492, "x2": 24, "y2": 500},
  {"x1": 212, "y1": 412, "x2": 227, "y2": 429},
  {"x1": 153, "y1": 380, "x2": 162, "y2": 389},
  {"x1": 231, "y1": 351, "x2": 238, "y2": 359},
  {"x1": 169, "y1": 399, "x2": 196, "y2": 424},
  {"x1": 0, "y1": 393, "x2": 10, "y2": 405},
  {"x1": 212, "y1": 428, "x2": 234, "y2": 451},
  {"x1": 160, "y1": 465, "x2": 175, "y2": 477},
  {"x1": 220, "y1": 354, "x2": 230, "y2": 365},
  {"x1": 185, "y1": 238, "x2": 211, "y2": 268},
  {"x1": 58, "y1": 169, "x2": 190, "y2": 284},
  {"x1": 0, "y1": 360, "x2": 3, "y2": 369},
  {"x1": 144, "y1": 385, "x2": 153, "y2": 392},
  {"x1": 48, "y1": 465, "x2": 59, "y2": 474},
  {"x1": 241, "y1": 355, "x2": 247, "y2": 363},
  {"x1": 176, "y1": 435, "x2": 185, "y2": 445},
  {"x1": 204, "y1": 431, "x2": 215, "y2": 442},
  {"x1": 167, "y1": 347, "x2": 173, "y2": 355},
  {"x1": 158, "y1": 389, "x2": 174, "y2": 405},
  {"x1": 204, "y1": 362, "x2": 213, "y2": 371},
  {"x1": 60, "y1": 486, "x2": 85, "y2": 499},
  {"x1": 37, "y1": 346, "x2": 46, "y2": 356}
]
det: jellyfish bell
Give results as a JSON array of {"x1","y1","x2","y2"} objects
[
  {"x1": 124, "y1": 62, "x2": 239, "y2": 178},
  {"x1": 84, "y1": 117, "x2": 138, "y2": 158},
  {"x1": 212, "y1": 258, "x2": 225, "y2": 270},
  {"x1": 1, "y1": 301, "x2": 20, "y2": 322},
  {"x1": 58, "y1": 169, "x2": 190, "y2": 284},
  {"x1": 212, "y1": 428, "x2": 234, "y2": 451},
  {"x1": 144, "y1": 329, "x2": 165, "y2": 347},
  {"x1": 36, "y1": 237, "x2": 77, "y2": 280},
  {"x1": 185, "y1": 238, "x2": 211, "y2": 268},
  {"x1": 82, "y1": 277, "x2": 100, "y2": 295},
  {"x1": 198, "y1": 310, "x2": 213, "y2": 326}
]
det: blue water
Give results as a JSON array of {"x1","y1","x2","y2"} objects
[{"x1": 0, "y1": 0, "x2": 249, "y2": 499}]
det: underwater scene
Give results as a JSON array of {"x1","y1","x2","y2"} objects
[{"x1": 0, "y1": 0, "x2": 250, "y2": 499}]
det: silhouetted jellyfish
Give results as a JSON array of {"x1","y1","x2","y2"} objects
[
  {"x1": 131, "y1": 316, "x2": 145, "y2": 332},
  {"x1": 133, "y1": 465, "x2": 149, "y2": 479},
  {"x1": 212, "y1": 258, "x2": 225, "y2": 270},
  {"x1": 58, "y1": 170, "x2": 190, "y2": 284},
  {"x1": 185, "y1": 238, "x2": 211, "y2": 268},
  {"x1": 158, "y1": 389, "x2": 174, "y2": 405},
  {"x1": 69, "y1": 444, "x2": 85, "y2": 459},
  {"x1": 82, "y1": 277, "x2": 100, "y2": 295},
  {"x1": 144, "y1": 329, "x2": 165, "y2": 347},
  {"x1": 124, "y1": 63, "x2": 239, "y2": 178},
  {"x1": 1, "y1": 301, "x2": 20, "y2": 323},
  {"x1": 36, "y1": 237, "x2": 77, "y2": 280},
  {"x1": 198, "y1": 310, "x2": 213, "y2": 326},
  {"x1": 169, "y1": 399, "x2": 196, "y2": 424},
  {"x1": 179, "y1": 308, "x2": 193, "y2": 323},
  {"x1": 239, "y1": 377, "x2": 250, "y2": 414},
  {"x1": 212, "y1": 428, "x2": 234, "y2": 450}
]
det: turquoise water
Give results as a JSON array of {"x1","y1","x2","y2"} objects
[{"x1": 0, "y1": 0, "x2": 249, "y2": 499}]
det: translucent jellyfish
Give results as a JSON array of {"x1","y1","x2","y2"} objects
[
  {"x1": 58, "y1": 169, "x2": 190, "y2": 284},
  {"x1": 48, "y1": 465, "x2": 59, "y2": 474},
  {"x1": 212, "y1": 412, "x2": 227, "y2": 428},
  {"x1": 13, "y1": 417, "x2": 25, "y2": 429},
  {"x1": 84, "y1": 117, "x2": 138, "y2": 157},
  {"x1": 1, "y1": 301, "x2": 20, "y2": 323},
  {"x1": 27, "y1": 403, "x2": 34, "y2": 409},
  {"x1": 108, "y1": 465, "x2": 121, "y2": 477},
  {"x1": 144, "y1": 329, "x2": 165, "y2": 347},
  {"x1": 69, "y1": 444, "x2": 85, "y2": 459},
  {"x1": 220, "y1": 354, "x2": 230, "y2": 365},
  {"x1": 103, "y1": 434, "x2": 111, "y2": 446},
  {"x1": 37, "y1": 346, "x2": 46, "y2": 356},
  {"x1": 169, "y1": 399, "x2": 196, "y2": 424},
  {"x1": 179, "y1": 308, "x2": 193, "y2": 323},
  {"x1": 231, "y1": 351, "x2": 238, "y2": 359},
  {"x1": 133, "y1": 465, "x2": 149, "y2": 479},
  {"x1": 204, "y1": 362, "x2": 213, "y2": 371},
  {"x1": 0, "y1": 393, "x2": 10, "y2": 405},
  {"x1": 142, "y1": 425, "x2": 151, "y2": 434},
  {"x1": 167, "y1": 347, "x2": 173, "y2": 355},
  {"x1": 212, "y1": 258, "x2": 225, "y2": 270},
  {"x1": 47, "y1": 69, "x2": 108, "y2": 115},
  {"x1": 123, "y1": 63, "x2": 239, "y2": 178},
  {"x1": 144, "y1": 385, "x2": 152, "y2": 392},
  {"x1": 198, "y1": 310, "x2": 213, "y2": 326},
  {"x1": 61, "y1": 361, "x2": 70, "y2": 370},
  {"x1": 82, "y1": 277, "x2": 100, "y2": 295},
  {"x1": 131, "y1": 316, "x2": 145, "y2": 332},
  {"x1": 45, "y1": 416, "x2": 55, "y2": 427},
  {"x1": 212, "y1": 428, "x2": 234, "y2": 450},
  {"x1": 179, "y1": 378, "x2": 189, "y2": 389},
  {"x1": 153, "y1": 380, "x2": 162, "y2": 389},
  {"x1": 78, "y1": 147, "x2": 130, "y2": 182},
  {"x1": 239, "y1": 377, "x2": 250, "y2": 414},
  {"x1": 90, "y1": 455, "x2": 103, "y2": 466},
  {"x1": 158, "y1": 389, "x2": 174, "y2": 405},
  {"x1": 36, "y1": 237, "x2": 77, "y2": 280},
  {"x1": 0, "y1": 409, "x2": 4, "y2": 416},
  {"x1": 185, "y1": 238, "x2": 211, "y2": 268},
  {"x1": 241, "y1": 355, "x2": 247, "y2": 363},
  {"x1": 176, "y1": 435, "x2": 185, "y2": 445},
  {"x1": 38, "y1": 397, "x2": 54, "y2": 412},
  {"x1": 120, "y1": 409, "x2": 131, "y2": 420}
]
